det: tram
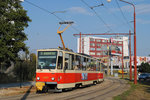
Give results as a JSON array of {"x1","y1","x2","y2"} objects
[{"x1": 36, "y1": 48, "x2": 104, "y2": 92}]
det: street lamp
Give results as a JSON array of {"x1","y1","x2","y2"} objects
[
  {"x1": 107, "y1": 0, "x2": 137, "y2": 84},
  {"x1": 119, "y1": 0, "x2": 137, "y2": 84},
  {"x1": 107, "y1": 0, "x2": 111, "y2": 3}
]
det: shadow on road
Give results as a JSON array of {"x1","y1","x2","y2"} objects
[{"x1": 21, "y1": 85, "x2": 33, "y2": 100}]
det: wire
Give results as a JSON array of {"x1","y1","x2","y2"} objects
[
  {"x1": 115, "y1": 0, "x2": 133, "y2": 31},
  {"x1": 96, "y1": 0, "x2": 130, "y2": 31},
  {"x1": 81, "y1": 0, "x2": 113, "y2": 33},
  {"x1": 131, "y1": 0, "x2": 136, "y2": 5},
  {"x1": 24, "y1": 0, "x2": 80, "y2": 33}
]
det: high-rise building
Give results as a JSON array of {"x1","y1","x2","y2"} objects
[
  {"x1": 77, "y1": 36, "x2": 129, "y2": 57},
  {"x1": 77, "y1": 36, "x2": 129, "y2": 67}
]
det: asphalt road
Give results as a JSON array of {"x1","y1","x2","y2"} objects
[{"x1": 0, "y1": 77, "x2": 130, "y2": 100}]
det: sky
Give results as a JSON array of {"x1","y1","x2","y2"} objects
[{"x1": 22, "y1": 0, "x2": 150, "y2": 56}]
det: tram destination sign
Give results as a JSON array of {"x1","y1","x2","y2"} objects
[{"x1": 38, "y1": 51, "x2": 57, "y2": 56}]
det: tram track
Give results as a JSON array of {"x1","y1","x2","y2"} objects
[
  {"x1": 56, "y1": 78, "x2": 124, "y2": 100},
  {"x1": 0, "y1": 77, "x2": 129, "y2": 100},
  {"x1": 86, "y1": 79, "x2": 127, "y2": 100}
]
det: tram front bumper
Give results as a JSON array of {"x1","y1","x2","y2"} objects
[{"x1": 36, "y1": 82, "x2": 45, "y2": 91}]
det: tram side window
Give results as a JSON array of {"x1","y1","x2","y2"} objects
[
  {"x1": 65, "y1": 53, "x2": 74, "y2": 70},
  {"x1": 74, "y1": 55, "x2": 81, "y2": 70},
  {"x1": 93, "y1": 60, "x2": 96, "y2": 71},
  {"x1": 68, "y1": 54, "x2": 74, "y2": 70},
  {"x1": 82, "y1": 57, "x2": 87, "y2": 71},
  {"x1": 57, "y1": 51, "x2": 63, "y2": 69},
  {"x1": 99, "y1": 62, "x2": 101, "y2": 71},
  {"x1": 90, "y1": 59, "x2": 96, "y2": 71},
  {"x1": 87, "y1": 59, "x2": 91, "y2": 71},
  {"x1": 96, "y1": 61, "x2": 100, "y2": 71},
  {"x1": 73, "y1": 55, "x2": 76, "y2": 70},
  {"x1": 81, "y1": 57, "x2": 84, "y2": 70},
  {"x1": 90, "y1": 59, "x2": 94, "y2": 71},
  {"x1": 65, "y1": 53, "x2": 69, "y2": 70}
]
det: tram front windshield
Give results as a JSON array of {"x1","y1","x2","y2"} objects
[{"x1": 38, "y1": 51, "x2": 57, "y2": 69}]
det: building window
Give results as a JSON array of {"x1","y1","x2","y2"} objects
[
  {"x1": 96, "y1": 48, "x2": 101, "y2": 51},
  {"x1": 90, "y1": 38, "x2": 94, "y2": 41},
  {"x1": 111, "y1": 45, "x2": 116, "y2": 51},
  {"x1": 102, "y1": 44, "x2": 107, "y2": 51},
  {"x1": 103, "y1": 51, "x2": 107, "y2": 55},
  {"x1": 90, "y1": 43, "x2": 95, "y2": 46},
  {"x1": 96, "y1": 39, "x2": 101, "y2": 42},
  {"x1": 118, "y1": 41, "x2": 122, "y2": 44},
  {"x1": 97, "y1": 53, "x2": 101, "y2": 55},
  {"x1": 90, "y1": 52, "x2": 95, "y2": 55},
  {"x1": 113, "y1": 41, "x2": 117, "y2": 44},
  {"x1": 90, "y1": 48, "x2": 95, "y2": 51},
  {"x1": 97, "y1": 44, "x2": 101, "y2": 47},
  {"x1": 102, "y1": 39, "x2": 107, "y2": 43}
]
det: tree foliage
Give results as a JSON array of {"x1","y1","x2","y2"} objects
[
  {"x1": 0, "y1": 0, "x2": 31, "y2": 65},
  {"x1": 139, "y1": 62, "x2": 150, "y2": 73},
  {"x1": 13, "y1": 53, "x2": 36, "y2": 81}
]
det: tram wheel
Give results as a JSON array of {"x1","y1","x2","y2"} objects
[{"x1": 93, "y1": 81, "x2": 97, "y2": 85}]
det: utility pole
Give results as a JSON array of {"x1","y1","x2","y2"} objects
[
  {"x1": 119, "y1": 0, "x2": 137, "y2": 84},
  {"x1": 129, "y1": 30, "x2": 132, "y2": 80}
]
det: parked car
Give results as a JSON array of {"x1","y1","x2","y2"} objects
[{"x1": 138, "y1": 73, "x2": 150, "y2": 81}]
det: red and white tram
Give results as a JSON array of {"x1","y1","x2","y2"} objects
[{"x1": 36, "y1": 48, "x2": 104, "y2": 92}]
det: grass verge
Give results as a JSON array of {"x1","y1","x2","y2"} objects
[
  {"x1": 113, "y1": 79, "x2": 150, "y2": 100},
  {"x1": 113, "y1": 81, "x2": 136, "y2": 100}
]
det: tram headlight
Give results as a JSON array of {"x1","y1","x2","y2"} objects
[
  {"x1": 51, "y1": 77, "x2": 55, "y2": 81},
  {"x1": 37, "y1": 77, "x2": 40, "y2": 80}
]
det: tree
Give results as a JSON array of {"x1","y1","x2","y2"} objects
[
  {"x1": 139, "y1": 62, "x2": 150, "y2": 73},
  {"x1": 0, "y1": 0, "x2": 31, "y2": 67}
]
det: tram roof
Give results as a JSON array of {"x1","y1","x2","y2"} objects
[{"x1": 37, "y1": 48, "x2": 98, "y2": 59}]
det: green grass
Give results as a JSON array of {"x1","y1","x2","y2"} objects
[{"x1": 113, "y1": 81, "x2": 137, "y2": 100}]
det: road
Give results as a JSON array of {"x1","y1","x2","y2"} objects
[{"x1": 0, "y1": 77, "x2": 130, "y2": 100}]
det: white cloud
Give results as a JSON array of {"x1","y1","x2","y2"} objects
[
  {"x1": 121, "y1": 4, "x2": 150, "y2": 14},
  {"x1": 137, "y1": 18, "x2": 150, "y2": 24},
  {"x1": 68, "y1": 7, "x2": 93, "y2": 16},
  {"x1": 110, "y1": 4, "x2": 150, "y2": 15}
]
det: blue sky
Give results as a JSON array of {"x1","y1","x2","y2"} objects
[{"x1": 22, "y1": 0, "x2": 150, "y2": 56}]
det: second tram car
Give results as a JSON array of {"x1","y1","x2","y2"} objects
[{"x1": 36, "y1": 48, "x2": 104, "y2": 92}]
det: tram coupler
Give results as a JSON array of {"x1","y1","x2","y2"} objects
[{"x1": 35, "y1": 82, "x2": 45, "y2": 92}]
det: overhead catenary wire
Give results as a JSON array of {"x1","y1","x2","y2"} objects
[
  {"x1": 24, "y1": 0, "x2": 80, "y2": 33},
  {"x1": 115, "y1": 0, "x2": 133, "y2": 31},
  {"x1": 80, "y1": 0, "x2": 113, "y2": 33},
  {"x1": 131, "y1": 0, "x2": 136, "y2": 5},
  {"x1": 96, "y1": 0, "x2": 130, "y2": 31}
]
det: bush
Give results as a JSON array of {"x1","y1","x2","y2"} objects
[
  {"x1": 139, "y1": 62, "x2": 150, "y2": 73},
  {"x1": 13, "y1": 60, "x2": 36, "y2": 81}
]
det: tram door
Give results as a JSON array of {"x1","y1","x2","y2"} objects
[{"x1": 64, "y1": 53, "x2": 75, "y2": 85}]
